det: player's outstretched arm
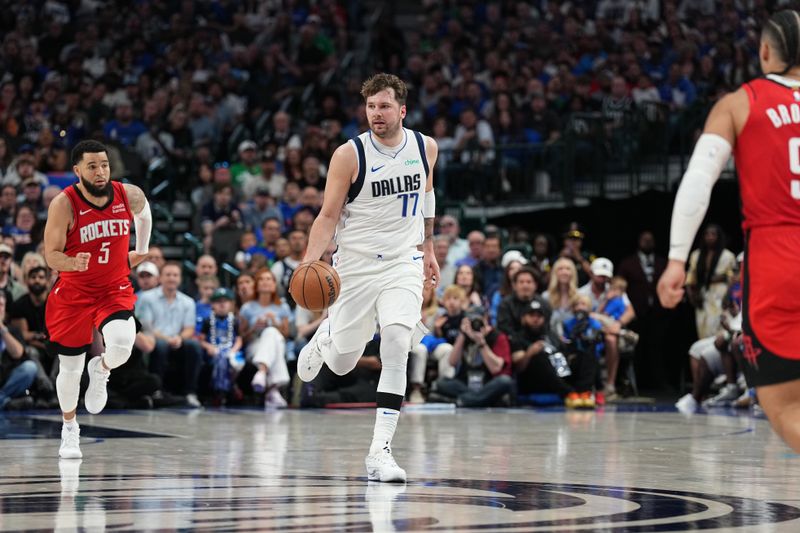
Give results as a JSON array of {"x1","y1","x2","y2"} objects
[
  {"x1": 657, "y1": 90, "x2": 744, "y2": 308},
  {"x1": 422, "y1": 135, "x2": 440, "y2": 288},
  {"x1": 43, "y1": 194, "x2": 89, "y2": 272},
  {"x1": 302, "y1": 143, "x2": 356, "y2": 263},
  {"x1": 124, "y1": 183, "x2": 152, "y2": 269}
]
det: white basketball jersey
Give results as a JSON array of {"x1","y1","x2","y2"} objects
[{"x1": 334, "y1": 128, "x2": 429, "y2": 256}]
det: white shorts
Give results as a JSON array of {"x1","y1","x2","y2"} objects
[
  {"x1": 689, "y1": 336, "x2": 723, "y2": 376},
  {"x1": 328, "y1": 248, "x2": 424, "y2": 353}
]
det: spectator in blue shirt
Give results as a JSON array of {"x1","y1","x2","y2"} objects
[
  {"x1": 194, "y1": 275, "x2": 219, "y2": 334},
  {"x1": 598, "y1": 276, "x2": 629, "y2": 322},
  {"x1": 103, "y1": 100, "x2": 147, "y2": 148},
  {"x1": 136, "y1": 262, "x2": 204, "y2": 408},
  {"x1": 562, "y1": 295, "x2": 604, "y2": 360},
  {"x1": 659, "y1": 64, "x2": 698, "y2": 109},
  {"x1": 278, "y1": 181, "x2": 302, "y2": 231},
  {"x1": 239, "y1": 268, "x2": 292, "y2": 408}
]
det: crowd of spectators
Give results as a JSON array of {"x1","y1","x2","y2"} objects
[
  {"x1": 0, "y1": 1, "x2": 764, "y2": 410},
  {"x1": 0, "y1": 1, "x2": 772, "y2": 196}
]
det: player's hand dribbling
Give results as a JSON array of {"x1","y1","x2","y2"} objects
[
  {"x1": 73, "y1": 252, "x2": 91, "y2": 271},
  {"x1": 423, "y1": 252, "x2": 440, "y2": 290},
  {"x1": 657, "y1": 259, "x2": 687, "y2": 309}
]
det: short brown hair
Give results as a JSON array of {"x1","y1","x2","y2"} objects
[
  {"x1": 610, "y1": 276, "x2": 628, "y2": 292},
  {"x1": 361, "y1": 73, "x2": 408, "y2": 105},
  {"x1": 161, "y1": 261, "x2": 182, "y2": 276},
  {"x1": 196, "y1": 274, "x2": 220, "y2": 289}
]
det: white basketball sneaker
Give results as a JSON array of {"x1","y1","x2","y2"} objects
[
  {"x1": 365, "y1": 444, "x2": 407, "y2": 483},
  {"x1": 266, "y1": 387, "x2": 288, "y2": 409},
  {"x1": 59, "y1": 424, "x2": 82, "y2": 459},
  {"x1": 675, "y1": 393, "x2": 698, "y2": 414},
  {"x1": 298, "y1": 318, "x2": 330, "y2": 382},
  {"x1": 702, "y1": 383, "x2": 740, "y2": 408},
  {"x1": 85, "y1": 356, "x2": 110, "y2": 415}
]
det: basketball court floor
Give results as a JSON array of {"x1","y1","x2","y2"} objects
[{"x1": 2, "y1": 405, "x2": 799, "y2": 532}]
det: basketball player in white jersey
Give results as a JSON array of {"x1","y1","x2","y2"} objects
[{"x1": 297, "y1": 73, "x2": 439, "y2": 482}]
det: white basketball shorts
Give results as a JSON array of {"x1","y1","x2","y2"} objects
[{"x1": 328, "y1": 248, "x2": 424, "y2": 354}]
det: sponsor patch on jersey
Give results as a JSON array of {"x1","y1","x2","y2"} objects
[{"x1": 112, "y1": 203, "x2": 126, "y2": 214}]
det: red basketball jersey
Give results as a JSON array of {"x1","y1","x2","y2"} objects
[
  {"x1": 59, "y1": 181, "x2": 133, "y2": 289},
  {"x1": 736, "y1": 75, "x2": 800, "y2": 230}
]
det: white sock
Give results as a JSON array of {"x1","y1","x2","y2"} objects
[
  {"x1": 63, "y1": 418, "x2": 78, "y2": 430},
  {"x1": 371, "y1": 408, "x2": 399, "y2": 451}
]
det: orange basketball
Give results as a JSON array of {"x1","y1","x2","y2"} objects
[{"x1": 289, "y1": 260, "x2": 341, "y2": 312}]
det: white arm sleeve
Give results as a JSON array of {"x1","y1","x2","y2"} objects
[
  {"x1": 668, "y1": 133, "x2": 732, "y2": 262},
  {"x1": 423, "y1": 189, "x2": 435, "y2": 218},
  {"x1": 134, "y1": 199, "x2": 152, "y2": 254}
]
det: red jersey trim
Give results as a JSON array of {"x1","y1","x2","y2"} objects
[
  {"x1": 736, "y1": 83, "x2": 759, "y2": 141},
  {"x1": 71, "y1": 182, "x2": 116, "y2": 212},
  {"x1": 63, "y1": 188, "x2": 79, "y2": 240},
  {"x1": 119, "y1": 183, "x2": 131, "y2": 215}
]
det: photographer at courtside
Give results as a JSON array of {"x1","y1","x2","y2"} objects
[
  {"x1": 431, "y1": 306, "x2": 514, "y2": 407},
  {"x1": 513, "y1": 299, "x2": 600, "y2": 408}
]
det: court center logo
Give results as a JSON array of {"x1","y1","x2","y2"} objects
[{"x1": 1, "y1": 474, "x2": 798, "y2": 531}]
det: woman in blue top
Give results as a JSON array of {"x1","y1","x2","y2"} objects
[{"x1": 239, "y1": 268, "x2": 292, "y2": 408}]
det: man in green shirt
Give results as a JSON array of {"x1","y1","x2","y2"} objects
[{"x1": 231, "y1": 140, "x2": 260, "y2": 189}]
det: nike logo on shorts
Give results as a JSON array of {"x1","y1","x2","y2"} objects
[
  {"x1": 79, "y1": 209, "x2": 92, "y2": 215},
  {"x1": 119, "y1": 284, "x2": 130, "y2": 290},
  {"x1": 371, "y1": 164, "x2": 385, "y2": 172},
  {"x1": 412, "y1": 255, "x2": 423, "y2": 260}
]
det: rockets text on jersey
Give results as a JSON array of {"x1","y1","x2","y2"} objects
[{"x1": 59, "y1": 181, "x2": 134, "y2": 289}]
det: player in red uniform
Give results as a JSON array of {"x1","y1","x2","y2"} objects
[
  {"x1": 659, "y1": 10, "x2": 800, "y2": 452},
  {"x1": 44, "y1": 140, "x2": 152, "y2": 459}
]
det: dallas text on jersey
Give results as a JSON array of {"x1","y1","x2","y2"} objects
[{"x1": 371, "y1": 173, "x2": 422, "y2": 197}]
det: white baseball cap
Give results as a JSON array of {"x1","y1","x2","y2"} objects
[
  {"x1": 136, "y1": 261, "x2": 159, "y2": 277},
  {"x1": 238, "y1": 140, "x2": 257, "y2": 153},
  {"x1": 590, "y1": 257, "x2": 613, "y2": 278},
  {"x1": 501, "y1": 250, "x2": 529, "y2": 269}
]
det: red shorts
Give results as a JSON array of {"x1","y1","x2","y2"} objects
[
  {"x1": 741, "y1": 226, "x2": 800, "y2": 386},
  {"x1": 45, "y1": 277, "x2": 137, "y2": 354}
]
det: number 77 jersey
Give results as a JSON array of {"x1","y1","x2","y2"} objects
[
  {"x1": 334, "y1": 128, "x2": 430, "y2": 256},
  {"x1": 736, "y1": 74, "x2": 800, "y2": 230},
  {"x1": 59, "y1": 181, "x2": 134, "y2": 288}
]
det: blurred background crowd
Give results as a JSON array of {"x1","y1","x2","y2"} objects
[{"x1": 0, "y1": 0, "x2": 770, "y2": 411}]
